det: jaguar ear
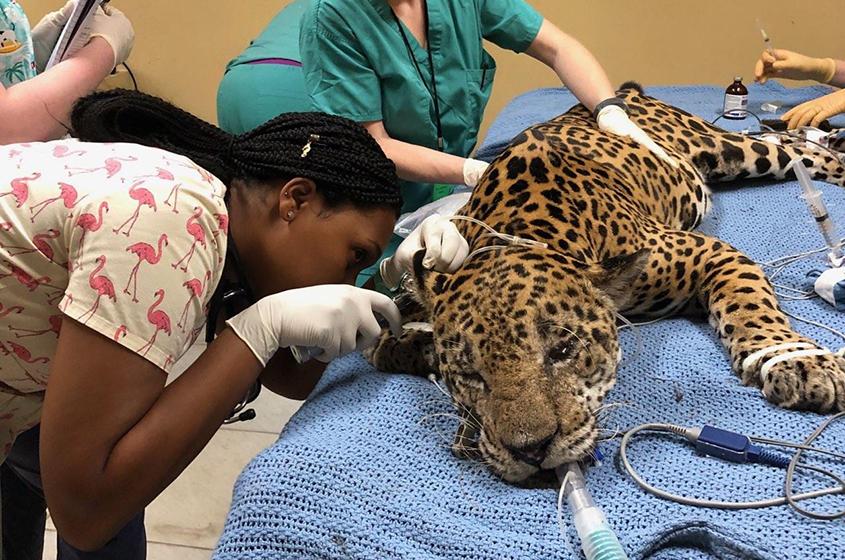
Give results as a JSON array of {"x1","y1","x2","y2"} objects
[
  {"x1": 409, "y1": 250, "x2": 449, "y2": 310},
  {"x1": 586, "y1": 248, "x2": 650, "y2": 308}
]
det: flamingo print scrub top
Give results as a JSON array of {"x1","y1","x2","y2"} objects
[{"x1": 0, "y1": 140, "x2": 228, "y2": 459}]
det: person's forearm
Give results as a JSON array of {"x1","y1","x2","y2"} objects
[
  {"x1": 547, "y1": 35, "x2": 615, "y2": 111},
  {"x1": 0, "y1": 37, "x2": 113, "y2": 143},
  {"x1": 376, "y1": 136, "x2": 466, "y2": 184},
  {"x1": 259, "y1": 348, "x2": 325, "y2": 399},
  {"x1": 526, "y1": 21, "x2": 615, "y2": 112},
  {"x1": 830, "y1": 59, "x2": 845, "y2": 88},
  {"x1": 49, "y1": 330, "x2": 262, "y2": 550}
]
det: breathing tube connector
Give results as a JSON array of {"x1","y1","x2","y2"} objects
[{"x1": 556, "y1": 462, "x2": 629, "y2": 560}]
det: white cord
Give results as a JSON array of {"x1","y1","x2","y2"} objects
[
  {"x1": 781, "y1": 308, "x2": 845, "y2": 345},
  {"x1": 618, "y1": 416, "x2": 845, "y2": 518},
  {"x1": 556, "y1": 470, "x2": 578, "y2": 557},
  {"x1": 449, "y1": 214, "x2": 548, "y2": 250}
]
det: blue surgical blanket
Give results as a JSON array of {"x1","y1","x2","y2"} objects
[{"x1": 214, "y1": 83, "x2": 845, "y2": 559}]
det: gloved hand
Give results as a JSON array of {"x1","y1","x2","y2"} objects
[
  {"x1": 379, "y1": 214, "x2": 470, "y2": 290},
  {"x1": 88, "y1": 5, "x2": 135, "y2": 67},
  {"x1": 226, "y1": 285, "x2": 402, "y2": 366},
  {"x1": 463, "y1": 158, "x2": 490, "y2": 187},
  {"x1": 31, "y1": 0, "x2": 76, "y2": 72},
  {"x1": 596, "y1": 105, "x2": 679, "y2": 169},
  {"x1": 754, "y1": 49, "x2": 836, "y2": 85},
  {"x1": 781, "y1": 89, "x2": 845, "y2": 130}
]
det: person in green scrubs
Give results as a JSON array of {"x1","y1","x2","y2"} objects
[
  {"x1": 217, "y1": 0, "x2": 310, "y2": 134},
  {"x1": 220, "y1": 0, "x2": 674, "y2": 288},
  {"x1": 300, "y1": 0, "x2": 675, "y2": 287}
]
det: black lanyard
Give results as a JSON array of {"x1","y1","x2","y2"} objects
[{"x1": 391, "y1": 1, "x2": 444, "y2": 151}]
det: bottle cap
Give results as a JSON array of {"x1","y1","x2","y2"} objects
[{"x1": 734, "y1": 76, "x2": 743, "y2": 82}]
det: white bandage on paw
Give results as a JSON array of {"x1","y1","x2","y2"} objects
[
  {"x1": 741, "y1": 342, "x2": 815, "y2": 374},
  {"x1": 759, "y1": 348, "x2": 832, "y2": 377}
]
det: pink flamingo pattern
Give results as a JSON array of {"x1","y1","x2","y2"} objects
[
  {"x1": 172, "y1": 207, "x2": 207, "y2": 272},
  {"x1": 134, "y1": 167, "x2": 175, "y2": 182},
  {"x1": 66, "y1": 155, "x2": 138, "y2": 179},
  {"x1": 176, "y1": 159, "x2": 216, "y2": 185},
  {"x1": 177, "y1": 270, "x2": 211, "y2": 330},
  {"x1": 0, "y1": 303, "x2": 24, "y2": 318},
  {"x1": 114, "y1": 325, "x2": 128, "y2": 341},
  {"x1": 0, "y1": 141, "x2": 228, "y2": 447},
  {"x1": 30, "y1": 182, "x2": 88, "y2": 222},
  {"x1": 0, "y1": 261, "x2": 62, "y2": 292},
  {"x1": 73, "y1": 201, "x2": 109, "y2": 268},
  {"x1": 1, "y1": 229, "x2": 63, "y2": 266},
  {"x1": 164, "y1": 183, "x2": 182, "y2": 214},
  {"x1": 138, "y1": 289, "x2": 172, "y2": 356},
  {"x1": 52, "y1": 145, "x2": 86, "y2": 158},
  {"x1": 124, "y1": 234, "x2": 168, "y2": 303},
  {"x1": 4, "y1": 341, "x2": 50, "y2": 364},
  {"x1": 210, "y1": 212, "x2": 229, "y2": 259},
  {"x1": 9, "y1": 314, "x2": 63, "y2": 339},
  {"x1": 0, "y1": 173, "x2": 41, "y2": 208},
  {"x1": 113, "y1": 181, "x2": 157, "y2": 236},
  {"x1": 78, "y1": 255, "x2": 117, "y2": 324}
]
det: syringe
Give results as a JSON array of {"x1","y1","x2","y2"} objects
[
  {"x1": 791, "y1": 158, "x2": 844, "y2": 265},
  {"x1": 556, "y1": 462, "x2": 628, "y2": 560},
  {"x1": 757, "y1": 19, "x2": 775, "y2": 56}
]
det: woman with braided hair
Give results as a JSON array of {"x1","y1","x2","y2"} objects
[{"x1": 0, "y1": 89, "x2": 468, "y2": 559}]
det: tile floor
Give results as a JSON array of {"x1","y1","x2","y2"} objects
[{"x1": 41, "y1": 342, "x2": 303, "y2": 559}]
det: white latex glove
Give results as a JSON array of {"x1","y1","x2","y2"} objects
[
  {"x1": 463, "y1": 158, "x2": 490, "y2": 187},
  {"x1": 597, "y1": 105, "x2": 679, "y2": 169},
  {"x1": 89, "y1": 5, "x2": 134, "y2": 67},
  {"x1": 379, "y1": 214, "x2": 470, "y2": 290},
  {"x1": 226, "y1": 285, "x2": 402, "y2": 366},
  {"x1": 31, "y1": 0, "x2": 76, "y2": 72}
]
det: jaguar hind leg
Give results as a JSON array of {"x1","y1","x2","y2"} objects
[{"x1": 618, "y1": 89, "x2": 845, "y2": 187}]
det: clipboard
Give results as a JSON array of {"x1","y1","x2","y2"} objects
[{"x1": 44, "y1": 0, "x2": 108, "y2": 70}]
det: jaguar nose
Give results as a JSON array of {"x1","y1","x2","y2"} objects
[{"x1": 505, "y1": 432, "x2": 557, "y2": 467}]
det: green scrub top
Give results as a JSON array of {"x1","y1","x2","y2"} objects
[
  {"x1": 226, "y1": 0, "x2": 309, "y2": 68},
  {"x1": 300, "y1": 0, "x2": 543, "y2": 213}
]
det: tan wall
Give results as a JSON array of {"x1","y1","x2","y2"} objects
[{"x1": 21, "y1": 0, "x2": 845, "y2": 138}]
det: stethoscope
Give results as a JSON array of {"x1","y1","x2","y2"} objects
[{"x1": 206, "y1": 236, "x2": 262, "y2": 424}]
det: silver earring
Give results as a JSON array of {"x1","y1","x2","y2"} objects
[{"x1": 286, "y1": 210, "x2": 295, "y2": 219}]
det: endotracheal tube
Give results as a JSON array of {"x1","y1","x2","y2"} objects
[{"x1": 556, "y1": 462, "x2": 629, "y2": 560}]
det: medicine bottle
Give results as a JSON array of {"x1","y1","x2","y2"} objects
[{"x1": 723, "y1": 77, "x2": 748, "y2": 120}]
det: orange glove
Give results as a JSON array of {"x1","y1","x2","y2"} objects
[
  {"x1": 781, "y1": 89, "x2": 845, "y2": 129},
  {"x1": 754, "y1": 49, "x2": 836, "y2": 85}
]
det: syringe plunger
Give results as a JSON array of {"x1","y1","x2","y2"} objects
[{"x1": 792, "y1": 159, "x2": 844, "y2": 263}]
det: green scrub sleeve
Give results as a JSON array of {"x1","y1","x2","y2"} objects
[
  {"x1": 479, "y1": 0, "x2": 544, "y2": 53},
  {"x1": 300, "y1": 3, "x2": 384, "y2": 122}
]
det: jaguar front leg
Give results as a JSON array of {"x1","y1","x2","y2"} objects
[
  {"x1": 363, "y1": 326, "x2": 439, "y2": 378},
  {"x1": 693, "y1": 238, "x2": 845, "y2": 411}
]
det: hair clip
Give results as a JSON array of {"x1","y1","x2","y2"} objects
[{"x1": 301, "y1": 134, "x2": 321, "y2": 158}]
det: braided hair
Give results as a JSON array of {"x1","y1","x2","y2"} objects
[{"x1": 70, "y1": 89, "x2": 402, "y2": 212}]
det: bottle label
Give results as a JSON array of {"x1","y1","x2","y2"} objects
[{"x1": 724, "y1": 94, "x2": 748, "y2": 118}]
